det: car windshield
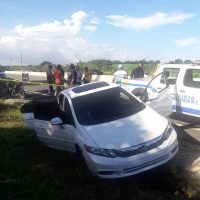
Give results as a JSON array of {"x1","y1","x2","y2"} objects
[{"x1": 72, "y1": 87, "x2": 145, "y2": 125}]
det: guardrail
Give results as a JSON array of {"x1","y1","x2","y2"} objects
[{"x1": 5, "y1": 71, "x2": 114, "y2": 82}]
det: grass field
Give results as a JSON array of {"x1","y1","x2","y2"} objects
[{"x1": 0, "y1": 101, "x2": 200, "y2": 200}]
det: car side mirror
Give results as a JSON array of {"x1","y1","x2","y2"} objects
[
  {"x1": 50, "y1": 117, "x2": 63, "y2": 125},
  {"x1": 148, "y1": 93, "x2": 159, "y2": 101}
]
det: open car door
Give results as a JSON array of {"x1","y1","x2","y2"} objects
[
  {"x1": 140, "y1": 72, "x2": 173, "y2": 117},
  {"x1": 21, "y1": 96, "x2": 76, "y2": 152}
]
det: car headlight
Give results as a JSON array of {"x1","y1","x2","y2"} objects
[
  {"x1": 162, "y1": 122, "x2": 173, "y2": 141},
  {"x1": 84, "y1": 144, "x2": 116, "y2": 158}
]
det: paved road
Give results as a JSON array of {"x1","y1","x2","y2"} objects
[
  {"x1": 170, "y1": 113, "x2": 200, "y2": 142},
  {"x1": 7, "y1": 73, "x2": 56, "y2": 97},
  {"x1": 6, "y1": 73, "x2": 200, "y2": 143}
]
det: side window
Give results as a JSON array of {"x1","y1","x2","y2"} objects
[
  {"x1": 58, "y1": 93, "x2": 64, "y2": 111},
  {"x1": 183, "y1": 69, "x2": 200, "y2": 88},
  {"x1": 64, "y1": 99, "x2": 75, "y2": 126},
  {"x1": 160, "y1": 68, "x2": 180, "y2": 85}
]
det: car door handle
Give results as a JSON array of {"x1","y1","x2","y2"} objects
[{"x1": 179, "y1": 90, "x2": 185, "y2": 93}]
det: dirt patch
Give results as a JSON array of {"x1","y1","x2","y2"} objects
[
  {"x1": 0, "y1": 97, "x2": 30, "y2": 106},
  {"x1": 173, "y1": 125, "x2": 200, "y2": 181}
]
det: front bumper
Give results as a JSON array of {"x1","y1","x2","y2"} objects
[{"x1": 83, "y1": 130, "x2": 178, "y2": 179}]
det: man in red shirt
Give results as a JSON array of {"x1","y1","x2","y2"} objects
[{"x1": 54, "y1": 65, "x2": 63, "y2": 95}]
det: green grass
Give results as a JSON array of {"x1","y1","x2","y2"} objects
[{"x1": 0, "y1": 102, "x2": 200, "y2": 200}]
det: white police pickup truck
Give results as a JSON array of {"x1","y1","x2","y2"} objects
[{"x1": 120, "y1": 64, "x2": 200, "y2": 118}]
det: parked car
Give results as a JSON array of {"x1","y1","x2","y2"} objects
[
  {"x1": 0, "y1": 70, "x2": 6, "y2": 78},
  {"x1": 21, "y1": 81, "x2": 178, "y2": 179},
  {"x1": 22, "y1": 72, "x2": 29, "y2": 81}
]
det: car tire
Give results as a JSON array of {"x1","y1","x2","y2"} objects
[{"x1": 75, "y1": 144, "x2": 88, "y2": 166}]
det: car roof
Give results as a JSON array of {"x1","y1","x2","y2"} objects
[
  {"x1": 61, "y1": 81, "x2": 118, "y2": 98},
  {"x1": 158, "y1": 64, "x2": 200, "y2": 70}
]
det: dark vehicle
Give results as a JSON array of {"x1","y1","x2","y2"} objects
[
  {"x1": 90, "y1": 69, "x2": 103, "y2": 75},
  {"x1": 0, "y1": 70, "x2": 6, "y2": 78},
  {"x1": 22, "y1": 72, "x2": 29, "y2": 81},
  {"x1": 0, "y1": 78, "x2": 26, "y2": 98}
]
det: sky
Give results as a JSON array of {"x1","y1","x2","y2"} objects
[{"x1": 0, "y1": 0, "x2": 200, "y2": 65}]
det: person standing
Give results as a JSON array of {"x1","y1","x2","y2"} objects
[
  {"x1": 76, "y1": 65, "x2": 83, "y2": 85},
  {"x1": 54, "y1": 65, "x2": 63, "y2": 95},
  {"x1": 46, "y1": 64, "x2": 54, "y2": 95},
  {"x1": 83, "y1": 67, "x2": 92, "y2": 84},
  {"x1": 112, "y1": 64, "x2": 127, "y2": 84},
  {"x1": 57, "y1": 64, "x2": 65, "y2": 90},
  {"x1": 67, "y1": 64, "x2": 77, "y2": 88},
  {"x1": 131, "y1": 63, "x2": 144, "y2": 78}
]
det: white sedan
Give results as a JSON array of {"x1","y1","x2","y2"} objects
[{"x1": 21, "y1": 81, "x2": 178, "y2": 179}]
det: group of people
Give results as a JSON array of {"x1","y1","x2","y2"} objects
[
  {"x1": 112, "y1": 63, "x2": 144, "y2": 83},
  {"x1": 47, "y1": 62, "x2": 144, "y2": 95},
  {"x1": 46, "y1": 64, "x2": 92, "y2": 95}
]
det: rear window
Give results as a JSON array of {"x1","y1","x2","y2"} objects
[{"x1": 183, "y1": 69, "x2": 200, "y2": 88}]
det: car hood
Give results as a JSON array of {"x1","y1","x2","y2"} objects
[{"x1": 82, "y1": 107, "x2": 168, "y2": 149}]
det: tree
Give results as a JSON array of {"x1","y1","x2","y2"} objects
[
  {"x1": 183, "y1": 60, "x2": 193, "y2": 64},
  {"x1": 174, "y1": 59, "x2": 183, "y2": 64},
  {"x1": 40, "y1": 61, "x2": 52, "y2": 66}
]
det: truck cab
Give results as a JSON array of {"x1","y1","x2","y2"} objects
[{"x1": 156, "y1": 64, "x2": 200, "y2": 118}]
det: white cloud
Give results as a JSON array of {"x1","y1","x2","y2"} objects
[
  {"x1": 89, "y1": 18, "x2": 100, "y2": 25},
  {"x1": 84, "y1": 17, "x2": 100, "y2": 32},
  {"x1": 173, "y1": 37, "x2": 200, "y2": 46},
  {"x1": 0, "y1": 11, "x2": 139, "y2": 65},
  {"x1": 106, "y1": 12, "x2": 194, "y2": 31},
  {"x1": 84, "y1": 25, "x2": 97, "y2": 32}
]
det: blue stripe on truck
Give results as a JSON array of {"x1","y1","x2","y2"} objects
[{"x1": 172, "y1": 105, "x2": 200, "y2": 116}]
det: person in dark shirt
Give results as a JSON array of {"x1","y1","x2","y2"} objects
[
  {"x1": 46, "y1": 64, "x2": 54, "y2": 94},
  {"x1": 131, "y1": 63, "x2": 144, "y2": 78},
  {"x1": 68, "y1": 63, "x2": 77, "y2": 88},
  {"x1": 76, "y1": 65, "x2": 83, "y2": 85}
]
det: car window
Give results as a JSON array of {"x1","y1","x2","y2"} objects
[
  {"x1": 64, "y1": 98, "x2": 75, "y2": 126},
  {"x1": 160, "y1": 68, "x2": 180, "y2": 85},
  {"x1": 58, "y1": 93, "x2": 65, "y2": 111},
  {"x1": 72, "y1": 87, "x2": 145, "y2": 125},
  {"x1": 183, "y1": 69, "x2": 200, "y2": 88}
]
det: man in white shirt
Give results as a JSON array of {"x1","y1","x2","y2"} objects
[{"x1": 112, "y1": 64, "x2": 128, "y2": 84}]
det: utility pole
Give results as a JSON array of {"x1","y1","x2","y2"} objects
[
  {"x1": 21, "y1": 51, "x2": 22, "y2": 72},
  {"x1": 10, "y1": 58, "x2": 13, "y2": 66}
]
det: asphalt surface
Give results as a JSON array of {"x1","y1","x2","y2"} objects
[{"x1": 6, "y1": 73, "x2": 200, "y2": 143}]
